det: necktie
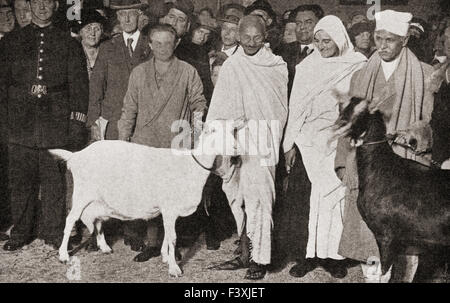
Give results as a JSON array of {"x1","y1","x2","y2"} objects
[
  {"x1": 127, "y1": 38, "x2": 134, "y2": 58},
  {"x1": 301, "y1": 46, "x2": 309, "y2": 57}
]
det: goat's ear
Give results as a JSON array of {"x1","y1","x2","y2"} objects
[{"x1": 232, "y1": 117, "x2": 247, "y2": 131}]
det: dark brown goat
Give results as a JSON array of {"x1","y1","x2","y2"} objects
[{"x1": 334, "y1": 97, "x2": 450, "y2": 282}]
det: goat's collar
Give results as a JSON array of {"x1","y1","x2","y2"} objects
[
  {"x1": 359, "y1": 133, "x2": 396, "y2": 147},
  {"x1": 361, "y1": 134, "x2": 431, "y2": 156},
  {"x1": 191, "y1": 154, "x2": 214, "y2": 172},
  {"x1": 362, "y1": 138, "x2": 390, "y2": 146}
]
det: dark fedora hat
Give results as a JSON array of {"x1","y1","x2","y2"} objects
[
  {"x1": 166, "y1": 0, "x2": 194, "y2": 18},
  {"x1": 244, "y1": 0, "x2": 276, "y2": 21},
  {"x1": 72, "y1": 9, "x2": 107, "y2": 33},
  {"x1": 109, "y1": 0, "x2": 148, "y2": 10}
]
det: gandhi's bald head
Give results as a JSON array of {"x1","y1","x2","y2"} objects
[
  {"x1": 238, "y1": 15, "x2": 266, "y2": 35},
  {"x1": 237, "y1": 15, "x2": 267, "y2": 56}
]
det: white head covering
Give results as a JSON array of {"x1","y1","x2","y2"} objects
[
  {"x1": 314, "y1": 15, "x2": 354, "y2": 57},
  {"x1": 375, "y1": 10, "x2": 412, "y2": 37},
  {"x1": 283, "y1": 15, "x2": 367, "y2": 152}
]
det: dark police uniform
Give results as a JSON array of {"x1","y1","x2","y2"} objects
[{"x1": 0, "y1": 23, "x2": 89, "y2": 246}]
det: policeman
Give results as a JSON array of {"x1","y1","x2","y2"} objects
[{"x1": 0, "y1": 0, "x2": 89, "y2": 251}]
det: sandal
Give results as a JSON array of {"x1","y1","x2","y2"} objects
[
  {"x1": 208, "y1": 257, "x2": 249, "y2": 271},
  {"x1": 244, "y1": 262, "x2": 267, "y2": 280}
]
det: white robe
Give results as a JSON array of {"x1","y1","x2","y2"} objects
[{"x1": 207, "y1": 45, "x2": 288, "y2": 265}]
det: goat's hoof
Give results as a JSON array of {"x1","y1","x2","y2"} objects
[
  {"x1": 101, "y1": 248, "x2": 113, "y2": 255},
  {"x1": 169, "y1": 265, "x2": 183, "y2": 278},
  {"x1": 59, "y1": 252, "x2": 70, "y2": 264}
]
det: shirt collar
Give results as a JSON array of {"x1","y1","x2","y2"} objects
[
  {"x1": 222, "y1": 44, "x2": 237, "y2": 56},
  {"x1": 123, "y1": 30, "x2": 140, "y2": 45},
  {"x1": 300, "y1": 43, "x2": 314, "y2": 51}
]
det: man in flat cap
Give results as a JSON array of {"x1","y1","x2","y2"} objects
[
  {"x1": 335, "y1": 9, "x2": 435, "y2": 283},
  {"x1": 348, "y1": 22, "x2": 376, "y2": 59},
  {"x1": 244, "y1": 0, "x2": 281, "y2": 51},
  {"x1": 215, "y1": 14, "x2": 240, "y2": 57},
  {"x1": 160, "y1": 0, "x2": 212, "y2": 104},
  {"x1": 0, "y1": 0, "x2": 89, "y2": 250},
  {"x1": 87, "y1": 0, "x2": 151, "y2": 253},
  {"x1": 220, "y1": 3, "x2": 244, "y2": 20}
]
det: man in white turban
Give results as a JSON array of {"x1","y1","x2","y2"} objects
[{"x1": 335, "y1": 9, "x2": 435, "y2": 283}]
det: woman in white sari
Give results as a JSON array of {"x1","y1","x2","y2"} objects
[{"x1": 283, "y1": 15, "x2": 367, "y2": 279}]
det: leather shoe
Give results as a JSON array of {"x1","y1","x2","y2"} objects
[
  {"x1": 244, "y1": 261, "x2": 267, "y2": 280},
  {"x1": 3, "y1": 239, "x2": 26, "y2": 251},
  {"x1": 289, "y1": 259, "x2": 318, "y2": 278},
  {"x1": 322, "y1": 259, "x2": 348, "y2": 279},
  {"x1": 133, "y1": 246, "x2": 161, "y2": 263}
]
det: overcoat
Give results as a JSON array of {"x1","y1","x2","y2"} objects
[
  {"x1": 117, "y1": 57, "x2": 207, "y2": 148},
  {"x1": 87, "y1": 33, "x2": 151, "y2": 140}
]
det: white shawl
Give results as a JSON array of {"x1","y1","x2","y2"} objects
[
  {"x1": 283, "y1": 15, "x2": 367, "y2": 153},
  {"x1": 207, "y1": 45, "x2": 288, "y2": 166}
]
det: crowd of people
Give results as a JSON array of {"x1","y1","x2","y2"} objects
[{"x1": 0, "y1": 0, "x2": 449, "y2": 282}]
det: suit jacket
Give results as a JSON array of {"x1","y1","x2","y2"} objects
[
  {"x1": 0, "y1": 24, "x2": 89, "y2": 148},
  {"x1": 87, "y1": 32, "x2": 151, "y2": 139},
  {"x1": 118, "y1": 57, "x2": 207, "y2": 148},
  {"x1": 275, "y1": 41, "x2": 313, "y2": 97}
]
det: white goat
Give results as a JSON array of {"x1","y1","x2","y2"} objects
[{"x1": 50, "y1": 119, "x2": 244, "y2": 277}]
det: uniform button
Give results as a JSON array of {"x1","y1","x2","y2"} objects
[
  {"x1": 38, "y1": 75, "x2": 43, "y2": 80},
  {"x1": 40, "y1": 49, "x2": 44, "y2": 53},
  {"x1": 39, "y1": 58, "x2": 43, "y2": 62},
  {"x1": 37, "y1": 94, "x2": 42, "y2": 98},
  {"x1": 40, "y1": 33, "x2": 44, "y2": 37},
  {"x1": 39, "y1": 67, "x2": 43, "y2": 71},
  {"x1": 40, "y1": 41, "x2": 44, "y2": 45}
]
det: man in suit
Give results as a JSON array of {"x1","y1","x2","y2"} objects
[
  {"x1": 161, "y1": 0, "x2": 214, "y2": 104},
  {"x1": 275, "y1": 4, "x2": 324, "y2": 95},
  {"x1": 0, "y1": 0, "x2": 88, "y2": 250},
  {"x1": 87, "y1": 0, "x2": 151, "y2": 252}
]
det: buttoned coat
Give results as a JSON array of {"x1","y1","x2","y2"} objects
[
  {"x1": 0, "y1": 24, "x2": 89, "y2": 148},
  {"x1": 87, "y1": 33, "x2": 151, "y2": 140},
  {"x1": 118, "y1": 57, "x2": 207, "y2": 148}
]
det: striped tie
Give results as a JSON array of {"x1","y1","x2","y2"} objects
[{"x1": 127, "y1": 38, "x2": 133, "y2": 58}]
